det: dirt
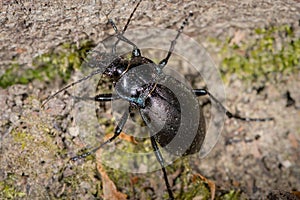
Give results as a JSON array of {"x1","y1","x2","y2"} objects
[{"x1": 0, "y1": 0, "x2": 300, "y2": 199}]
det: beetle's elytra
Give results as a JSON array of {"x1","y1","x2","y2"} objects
[{"x1": 42, "y1": 0, "x2": 273, "y2": 199}]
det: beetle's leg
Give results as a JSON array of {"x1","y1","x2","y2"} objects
[
  {"x1": 112, "y1": 0, "x2": 142, "y2": 53},
  {"x1": 193, "y1": 89, "x2": 274, "y2": 122},
  {"x1": 71, "y1": 93, "x2": 121, "y2": 102},
  {"x1": 94, "y1": 93, "x2": 120, "y2": 101},
  {"x1": 109, "y1": 19, "x2": 141, "y2": 57},
  {"x1": 71, "y1": 110, "x2": 129, "y2": 161},
  {"x1": 150, "y1": 137, "x2": 174, "y2": 200},
  {"x1": 159, "y1": 12, "x2": 193, "y2": 69}
]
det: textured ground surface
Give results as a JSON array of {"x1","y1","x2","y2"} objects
[{"x1": 1, "y1": 0, "x2": 300, "y2": 199}]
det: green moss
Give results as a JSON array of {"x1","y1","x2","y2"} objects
[
  {"x1": 211, "y1": 24, "x2": 300, "y2": 83},
  {"x1": 0, "y1": 181, "x2": 26, "y2": 199},
  {"x1": 12, "y1": 131, "x2": 34, "y2": 150},
  {"x1": 217, "y1": 190, "x2": 242, "y2": 200},
  {"x1": 0, "y1": 40, "x2": 95, "y2": 88}
]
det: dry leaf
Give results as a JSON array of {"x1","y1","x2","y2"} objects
[
  {"x1": 192, "y1": 173, "x2": 216, "y2": 200},
  {"x1": 97, "y1": 151, "x2": 127, "y2": 200},
  {"x1": 292, "y1": 191, "x2": 300, "y2": 198},
  {"x1": 130, "y1": 176, "x2": 139, "y2": 185},
  {"x1": 104, "y1": 132, "x2": 138, "y2": 144}
]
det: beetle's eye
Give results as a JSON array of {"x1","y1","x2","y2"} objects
[{"x1": 130, "y1": 89, "x2": 138, "y2": 97}]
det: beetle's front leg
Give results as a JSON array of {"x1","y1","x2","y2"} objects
[
  {"x1": 71, "y1": 93, "x2": 121, "y2": 102},
  {"x1": 94, "y1": 93, "x2": 121, "y2": 101},
  {"x1": 108, "y1": 19, "x2": 141, "y2": 58}
]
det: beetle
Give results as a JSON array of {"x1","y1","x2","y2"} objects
[{"x1": 42, "y1": 1, "x2": 273, "y2": 199}]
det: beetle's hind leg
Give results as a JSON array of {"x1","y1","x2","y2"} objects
[
  {"x1": 150, "y1": 137, "x2": 175, "y2": 200},
  {"x1": 193, "y1": 89, "x2": 274, "y2": 122}
]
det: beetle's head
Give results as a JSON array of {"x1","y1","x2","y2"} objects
[{"x1": 104, "y1": 56, "x2": 129, "y2": 81}]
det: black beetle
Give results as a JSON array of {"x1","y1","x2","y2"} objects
[{"x1": 42, "y1": 1, "x2": 273, "y2": 199}]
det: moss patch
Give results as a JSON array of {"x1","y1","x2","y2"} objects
[
  {"x1": 210, "y1": 24, "x2": 300, "y2": 83},
  {"x1": 0, "y1": 178, "x2": 26, "y2": 199},
  {"x1": 0, "y1": 40, "x2": 95, "y2": 88}
]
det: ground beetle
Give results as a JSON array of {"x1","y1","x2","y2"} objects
[{"x1": 42, "y1": 1, "x2": 273, "y2": 199}]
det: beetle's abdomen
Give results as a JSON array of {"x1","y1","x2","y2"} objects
[
  {"x1": 141, "y1": 84, "x2": 181, "y2": 142},
  {"x1": 140, "y1": 79, "x2": 206, "y2": 156}
]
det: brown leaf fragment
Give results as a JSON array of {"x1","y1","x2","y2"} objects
[
  {"x1": 192, "y1": 173, "x2": 216, "y2": 200},
  {"x1": 97, "y1": 159, "x2": 127, "y2": 200},
  {"x1": 104, "y1": 132, "x2": 138, "y2": 144}
]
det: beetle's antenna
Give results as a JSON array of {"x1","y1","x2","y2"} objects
[
  {"x1": 122, "y1": 0, "x2": 142, "y2": 34},
  {"x1": 159, "y1": 11, "x2": 193, "y2": 68},
  {"x1": 41, "y1": 68, "x2": 103, "y2": 108},
  {"x1": 43, "y1": 1, "x2": 143, "y2": 108}
]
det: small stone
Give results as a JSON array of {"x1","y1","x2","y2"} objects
[
  {"x1": 69, "y1": 126, "x2": 79, "y2": 137},
  {"x1": 281, "y1": 160, "x2": 292, "y2": 168}
]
